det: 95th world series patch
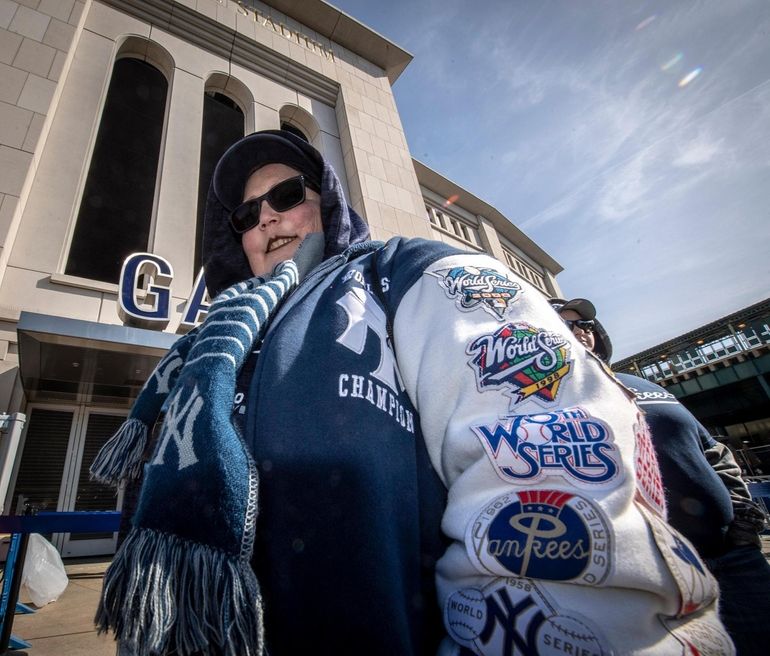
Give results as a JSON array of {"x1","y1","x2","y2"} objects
[
  {"x1": 472, "y1": 407, "x2": 624, "y2": 489},
  {"x1": 465, "y1": 489, "x2": 611, "y2": 585},
  {"x1": 444, "y1": 577, "x2": 612, "y2": 656}
]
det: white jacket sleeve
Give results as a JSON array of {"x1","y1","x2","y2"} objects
[{"x1": 392, "y1": 253, "x2": 734, "y2": 655}]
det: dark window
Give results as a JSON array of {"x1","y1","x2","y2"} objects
[
  {"x1": 65, "y1": 58, "x2": 168, "y2": 283},
  {"x1": 280, "y1": 121, "x2": 308, "y2": 142},
  {"x1": 194, "y1": 92, "x2": 245, "y2": 272},
  {"x1": 11, "y1": 408, "x2": 73, "y2": 515}
]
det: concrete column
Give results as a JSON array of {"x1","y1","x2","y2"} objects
[
  {"x1": 151, "y1": 69, "x2": 205, "y2": 294},
  {"x1": 476, "y1": 215, "x2": 504, "y2": 260},
  {"x1": 543, "y1": 269, "x2": 562, "y2": 298}
]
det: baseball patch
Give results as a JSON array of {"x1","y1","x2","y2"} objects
[
  {"x1": 467, "y1": 322, "x2": 572, "y2": 409},
  {"x1": 444, "y1": 578, "x2": 612, "y2": 655},
  {"x1": 633, "y1": 413, "x2": 665, "y2": 516},
  {"x1": 472, "y1": 407, "x2": 623, "y2": 489},
  {"x1": 466, "y1": 489, "x2": 611, "y2": 584},
  {"x1": 660, "y1": 613, "x2": 735, "y2": 655},
  {"x1": 432, "y1": 265, "x2": 522, "y2": 319},
  {"x1": 638, "y1": 503, "x2": 718, "y2": 617}
]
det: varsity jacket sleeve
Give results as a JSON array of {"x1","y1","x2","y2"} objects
[{"x1": 387, "y1": 248, "x2": 734, "y2": 655}]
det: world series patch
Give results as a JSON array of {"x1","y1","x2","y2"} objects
[
  {"x1": 633, "y1": 413, "x2": 666, "y2": 516},
  {"x1": 467, "y1": 322, "x2": 572, "y2": 408},
  {"x1": 660, "y1": 613, "x2": 735, "y2": 655},
  {"x1": 432, "y1": 265, "x2": 522, "y2": 319},
  {"x1": 466, "y1": 489, "x2": 611, "y2": 585},
  {"x1": 444, "y1": 578, "x2": 612, "y2": 656},
  {"x1": 472, "y1": 407, "x2": 623, "y2": 489},
  {"x1": 638, "y1": 503, "x2": 717, "y2": 617}
]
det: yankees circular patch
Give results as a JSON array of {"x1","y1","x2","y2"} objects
[
  {"x1": 444, "y1": 578, "x2": 613, "y2": 655},
  {"x1": 466, "y1": 489, "x2": 611, "y2": 584}
]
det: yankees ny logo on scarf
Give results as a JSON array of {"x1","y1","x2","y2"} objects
[{"x1": 91, "y1": 261, "x2": 298, "y2": 656}]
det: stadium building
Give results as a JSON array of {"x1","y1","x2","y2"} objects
[
  {"x1": 0, "y1": 0, "x2": 563, "y2": 556},
  {"x1": 613, "y1": 298, "x2": 770, "y2": 476}
]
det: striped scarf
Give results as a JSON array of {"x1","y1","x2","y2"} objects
[{"x1": 91, "y1": 261, "x2": 299, "y2": 655}]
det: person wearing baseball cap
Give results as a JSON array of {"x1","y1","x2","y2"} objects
[
  {"x1": 93, "y1": 131, "x2": 732, "y2": 655},
  {"x1": 553, "y1": 295, "x2": 769, "y2": 654},
  {"x1": 550, "y1": 297, "x2": 613, "y2": 362}
]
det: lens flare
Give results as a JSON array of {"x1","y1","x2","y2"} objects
[
  {"x1": 443, "y1": 194, "x2": 459, "y2": 207},
  {"x1": 661, "y1": 53, "x2": 683, "y2": 71},
  {"x1": 635, "y1": 15, "x2": 656, "y2": 30},
  {"x1": 678, "y1": 68, "x2": 702, "y2": 88}
]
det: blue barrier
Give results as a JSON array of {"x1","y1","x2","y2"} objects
[
  {"x1": 747, "y1": 481, "x2": 770, "y2": 499},
  {"x1": 747, "y1": 482, "x2": 770, "y2": 533},
  {"x1": 0, "y1": 511, "x2": 121, "y2": 654},
  {"x1": 0, "y1": 511, "x2": 121, "y2": 535},
  {"x1": 0, "y1": 533, "x2": 29, "y2": 653}
]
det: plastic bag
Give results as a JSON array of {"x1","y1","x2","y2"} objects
[{"x1": 21, "y1": 533, "x2": 69, "y2": 607}]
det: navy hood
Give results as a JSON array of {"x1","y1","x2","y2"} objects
[{"x1": 202, "y1": 130, "x2": 370, "y2": 296}]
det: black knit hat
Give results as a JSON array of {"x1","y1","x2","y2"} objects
[
  {"x1": 212, "y1": 129, "x2": 323, "y2": 211},
  {"x1": 202, "y1": 129, "x2": 370, "y2": 297}
]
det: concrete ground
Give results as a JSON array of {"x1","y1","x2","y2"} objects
[
  {"x1": 9, "y1": 558, "x2": 115, "y2": 656},
  {"x1": 4, "y1": 540, "x2": 770, "y2": 654}
]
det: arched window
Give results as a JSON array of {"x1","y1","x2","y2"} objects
[
  {"x1": 65, "y1": 58, "x2": 168, "y2": 284},
  {"x1": 280, "y1": 121, "x2": 308, "y2": 142},
  {"x1": 194, "y1": 91, "x2": 245, "y2": 272},
  {"x1": 278, "y1": 105, "x2": 319, "y2": 145}
]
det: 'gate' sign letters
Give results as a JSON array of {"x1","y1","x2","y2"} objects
[{"x1": 118, "y1": 253, "x2": 210, "y2": 333}]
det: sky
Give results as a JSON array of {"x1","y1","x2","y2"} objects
[{"x1": 329, "y1": 0, "x2": 770, "y2": 361}]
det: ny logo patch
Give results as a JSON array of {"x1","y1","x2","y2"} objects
[
  {"x1": 445, "y1": 581, "x2": 611, "y2": 656},
  {"x1": 151, "y1": 384, "x2": 204, "y2": 470},
  {"x1": 336, "y1": 287, "x2": 403, "y2": 393}
]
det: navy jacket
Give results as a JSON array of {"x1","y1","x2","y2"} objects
[
  {"x1": 199, "y1": 140, "x2": 732, "y2": 654},
  {"x1": 616, "y1": 373, "x2": 733, "y2": 557},
  {"x1": 236, "y1": 239, "x2": 455, "y2": 654}
]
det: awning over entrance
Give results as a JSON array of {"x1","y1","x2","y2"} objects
[{"x1": 17, "y1": 312, "x2": 178, "y2": 405}]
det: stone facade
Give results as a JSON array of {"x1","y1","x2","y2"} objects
[{"x1": 0, "y1": 0, "x2": 562, "y2": 545}]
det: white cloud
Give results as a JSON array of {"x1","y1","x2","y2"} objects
[
  {"x1": 672, "y1": 137, "x2": 722, "y2": 166},
  {"x1": 338, "y1": 0, "x2": 770, "y2": 357}
]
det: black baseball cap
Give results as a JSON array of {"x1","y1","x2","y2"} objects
[
  {"x1": 549, "y1": 298, "x2": 596, "y2": 321},
  {"x1": 212, "y1": 129, "x2": 323, "y2": 212},
  {"x1": 549, "y1": 297, "x2": 613, "y2": 362}
]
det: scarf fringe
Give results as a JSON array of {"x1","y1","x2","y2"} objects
[
  {"x1": 96, "y1": 527, "x2": 263, "y2": 656},
  {"x1": 89, "y1": 418, "x2": 149, "y2": 485}
]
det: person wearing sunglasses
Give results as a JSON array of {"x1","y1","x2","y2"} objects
[
  {"x1": 550, "y1": 297, "x2": 613, "y2": 361},
  {"x1": 552, "y1": 296, "x2": 769, "y2": 655},
  {"x1": 232, "y1": 171, "x2": 322, "y2": 277},
  {"x1": 94, "y1": 130, "x2": 731, "y2": 656}
]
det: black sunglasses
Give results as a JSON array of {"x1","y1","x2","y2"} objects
[
  {"x1": 562, "y1": 318, "x2": 595, "y2": 333},
  {"x1": 230, "y1": 175, "x2": 307, "y2": 234}
]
